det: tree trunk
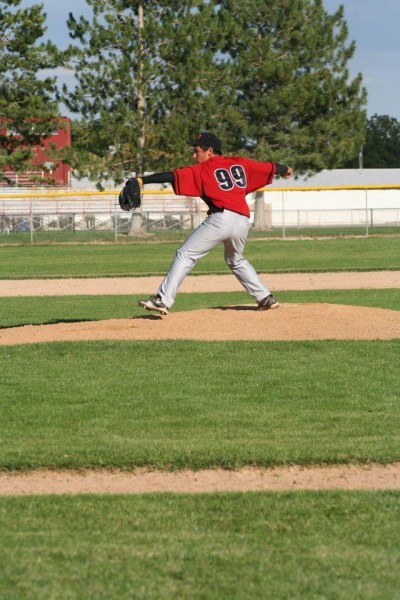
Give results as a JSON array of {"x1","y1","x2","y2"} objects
[
  {"x1": 253, "y1": 191, "x2": 266, "y2": 230},
  {"x1": 128, "y1": 0, "x2": 145, "y2": 236}
]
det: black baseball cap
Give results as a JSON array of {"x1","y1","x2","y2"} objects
[{"x1": 188, "y1": 132, "x2": 222, "y2": 154}]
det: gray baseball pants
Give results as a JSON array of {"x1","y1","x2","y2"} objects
[{"x1": 158, "y1": 209, "x2": 271, "y2": 308}]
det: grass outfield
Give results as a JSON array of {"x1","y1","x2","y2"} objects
[
  {"x1": 1, "y1": 226, "x2": 399, "y2": 245},
  {"x1": 1, "y1": 492, "x2": 399, "y2": 599},
  {"x1": 1, "y1": 338, "x2": 399, "y2": 469},
  {"x1": 1, "y1": 236, "x2": 400, "y2": 278}
]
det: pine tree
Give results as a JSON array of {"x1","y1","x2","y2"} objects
[
  {"x1": 0, "y1": 0, "x2": 61, "y2": 183},
  {"x1": 61, "y1": 0, "x2": 228, "y2": 233},
  {"x1": 63, "y1": 0, "x2": 367, "y2": 178},
  {"x1": 62, "y1": 0, "x2": 223, "y2": 183},
  {"x1": 61, "y1": 0, "x2": 369, "y2": 234},
  {"x1": 215, "y1": 0, "x2": 367, "y2": 171}
]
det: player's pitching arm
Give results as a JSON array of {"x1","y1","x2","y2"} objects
[{"x1": 275, "y1": 163, "x2": 294, "y2": 179}]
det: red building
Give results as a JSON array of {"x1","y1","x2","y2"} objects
[{"x1": 1, "y1": 116, "x2": 72, "y2": 186}]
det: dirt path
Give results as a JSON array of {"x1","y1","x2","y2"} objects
[
  {"x1": 1, "y1": 464, "x2": 399, "y2": 496},
  {"x1": 1, "y1": 271, "x2": 399, "y2": 494},
  {"x1": 1, "y1": 270, "x2": 400, "y2": 296}
]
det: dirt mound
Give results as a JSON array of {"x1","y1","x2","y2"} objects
[{"x1": 1, "y1": 303, "x2": 400, "y2": 345}]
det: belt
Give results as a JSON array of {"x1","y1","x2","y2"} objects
[
  {"x1": 208, "y1": 206, "x2": 248, "y2": 218},
  {"x1": 207, "y1": 206, "x2": 224, "y2": 214}
]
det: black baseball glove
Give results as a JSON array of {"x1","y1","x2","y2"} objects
[{"x1": 119, "y1": 178, "x2": 142, "y2": 211}]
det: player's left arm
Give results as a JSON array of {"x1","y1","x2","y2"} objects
[
  {"x1": 139, "y1": 167, "x2": 202, "y2": 198},
  {"x1": 137, "y1": 172, "x2": 175, "y2": 185}
]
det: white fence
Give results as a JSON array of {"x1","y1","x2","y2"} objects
[{"x1": 1, "y1": 185, "x2": 400, "y2": 242}]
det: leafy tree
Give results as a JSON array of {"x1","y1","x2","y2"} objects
[
  {"x1": 341, "y1": 114, "x2": 400, "y2": 168},
  {"x1": 0, "y1": 0, "x2": 61, "y2": 183},
  {"x1": 215, "y1": 0, "x2": 367, "y2": 172}
]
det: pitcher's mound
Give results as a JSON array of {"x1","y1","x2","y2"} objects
[{"x1": 1, "y1": 303, "x2": 399, "y2": 345}]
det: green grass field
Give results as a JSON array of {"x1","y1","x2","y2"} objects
[
  {"x1": 1, "y1": 236, "x2": 399, "y2": 278},
  {"x1": 1, "y1": 337, "x2": 399, "y2": 469},
  {"x1": 1, "y1": 237, "x2": 399, "y2": 598},
  {"x1": 1, "y1": 225, "x2": 399, "y2": 245},
  {"x1": 1, "y1": 492, "x2": 399, "y2": 599}
]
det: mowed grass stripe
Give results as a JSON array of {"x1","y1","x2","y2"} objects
[
  {"x1": 1, "y1": 339, "x2": 399, "y2": 469},
  {"x1": 1, "y1": 236, "x2": 400, "y2": 278},
  {"x1": 1, "y1": 492, "x2": 399, "y2": 599}
]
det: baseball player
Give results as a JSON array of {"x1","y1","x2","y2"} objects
[{"x1": 123, "y1": 132, "x2": 293, "y2": 315}]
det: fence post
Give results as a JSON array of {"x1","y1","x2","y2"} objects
[
  {"x1": 114, "y1": 202, "x2": 118, "y2": 243},
  {"x1": 282, "y1": 190, "x2": 286, "y2": 238},
  {"x1": 365, "y1": 188, "x2": 369, "y2": 237},
  {"x1": 30, "y1": 200, "x2": 33, "y2": 244}
]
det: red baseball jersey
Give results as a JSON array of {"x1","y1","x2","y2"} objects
[{"x1": 173, "y1": 156, "x2": 276, "y2": 217}]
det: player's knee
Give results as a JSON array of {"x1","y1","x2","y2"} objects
[
  {"x1": 225, "y1": 255, "x2": 245, "y2": 270},
  {"x1": 176, "y1": 248, "x2": 196, "y2": 267}
]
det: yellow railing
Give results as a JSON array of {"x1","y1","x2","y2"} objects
[{"x1": 0, "y1": 183, "x2": 399, "y2": 200}]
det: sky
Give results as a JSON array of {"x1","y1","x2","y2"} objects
[{"x1": 19, "y1": 0, "x2": 400, "y2": 122}]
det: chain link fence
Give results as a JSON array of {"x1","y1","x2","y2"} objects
[{"x1": 1, "y1": 187, "x2": 400, "y2": 243}]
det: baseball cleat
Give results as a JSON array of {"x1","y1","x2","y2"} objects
[
  {"x1": 139, "y1": 296, "x2": 169, "y2": 315},
  {"x1": 257, "y1": 294, "x2": 279, "y2": 310}
]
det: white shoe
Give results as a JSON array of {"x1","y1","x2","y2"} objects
[{"x1": 139, "y1": 296, "x2": 169, "y2": 315}]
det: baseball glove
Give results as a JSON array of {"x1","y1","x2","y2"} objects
[{"x1": 119, "y1": 178, "x2": 142, "y2": 211}]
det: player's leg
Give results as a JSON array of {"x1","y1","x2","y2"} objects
[
  {"x1": 157, "y1": 212, "x2": 227, "y2": 308},
  {"x1": 223, "y1": 212, "x2": 277, "y2": 307}
]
